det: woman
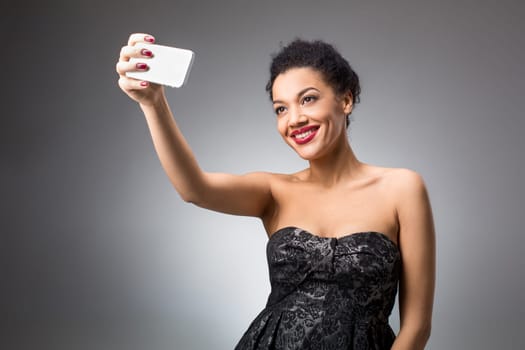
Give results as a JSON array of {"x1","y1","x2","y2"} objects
[{"x1": 116, "y1": 33, "x2": 435, "y2": 350}]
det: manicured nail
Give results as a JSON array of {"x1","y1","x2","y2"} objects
[
  {"x1": 136, "y1": 63, "x2": 148, "y2": 70},
  {"x1": 140, "y1": 81, "x2": 149, "y2": 87},
  {"x1": 141, "y1": 48, "x2": 153, "y2": 57},
  {"x1": 144, "y1": 35, "x2": 155, "y2": 43}
]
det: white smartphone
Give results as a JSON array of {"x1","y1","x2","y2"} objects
[{"x1": 126, "y1": 43, "x2": 195, "y2": 88}]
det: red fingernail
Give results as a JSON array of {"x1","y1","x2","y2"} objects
[
  {"x1": 136, "y1": 63, "x2": 148, "y2": 69},
  {"x1": 144, "y1": 35, "x2": 155, "y2": 43},
  {"x1": 140, "y1": 81, "x2": 149, "y2": 87},
  {"x1": 141, "y1": 49, "x2": 153, "y2": 57}
]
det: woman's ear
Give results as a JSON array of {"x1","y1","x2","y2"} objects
[{"x1": 342, "y1": 91, "x2": 354, "y2": 115}]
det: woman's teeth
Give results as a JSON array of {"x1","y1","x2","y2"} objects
[{"x1": 296, "y1": 130, "x2": 313, "y2": 139}]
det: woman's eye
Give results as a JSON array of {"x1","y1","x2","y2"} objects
[
  {"x1": 302, "y1": 96, "x2": 317, "y2": 104},
  {"x1": 275, "y1": 106, "x2": 286, "y2": 115}
]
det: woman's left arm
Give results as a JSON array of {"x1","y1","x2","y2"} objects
[{"x1": 391, "y1": 169, "x2": 436, "y2": 350}]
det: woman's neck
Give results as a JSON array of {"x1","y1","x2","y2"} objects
[{"x1": 306, "y1": 139, "x2": 364, "y2": 188}]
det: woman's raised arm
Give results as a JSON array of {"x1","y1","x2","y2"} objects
[{"x1": 116, "y1": 33, "x2": 273, "y2": 218}]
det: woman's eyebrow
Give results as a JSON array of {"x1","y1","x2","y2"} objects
[{"x1": 272, "y1": 87, "x2": 320, "y2": 104}]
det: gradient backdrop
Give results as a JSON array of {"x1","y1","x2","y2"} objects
[{"x1": 2, "y1": 0, "x2": 524, "y2": 349}]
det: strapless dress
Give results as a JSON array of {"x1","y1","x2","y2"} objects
[{"x1": 234, "y1": 226, "x2": 401, "y2": 350}]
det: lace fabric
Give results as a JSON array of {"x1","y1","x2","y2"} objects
[{"x1": 235, "y1": 227, "x2": 400, "y2": 350}]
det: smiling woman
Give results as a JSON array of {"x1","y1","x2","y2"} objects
[
  {"x1": 267, "y1": 39, "x2": 361, "y2": 130},
  {"x1": 116, "y1": 34, "x2": 435, "y2": 350},
  {"x1": 272, "y1": 67, "x2": 352, "y2": 160}
]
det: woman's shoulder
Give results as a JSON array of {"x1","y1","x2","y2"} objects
[
  {"x1": 371, "y1": 166, "x2": 429, "y2": 207},
  {"x1": 363, "y1": 164, "x2": 427, "y2": 196},
  {"x1": 366, "y1": 164, "x2": 424, "y2": 183},
  {"x1": 240, "y1": 170, "x2": 307, "y2": 186},
  {"x1": 387, "y1": 167, "x2": 426, "y2": 189},
  {"x1": 248, "y1": 169, "x2": 309, "y2": 182}
]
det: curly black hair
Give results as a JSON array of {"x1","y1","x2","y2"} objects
[{"x1": 266, "y1": 39, "x2": 361, "y2": 127}]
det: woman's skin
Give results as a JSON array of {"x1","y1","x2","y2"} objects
[{"x1": 116, "y1": 33, "x2": 435, "y2": 350}]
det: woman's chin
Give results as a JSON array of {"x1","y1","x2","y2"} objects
[
  {"x1": 293, "y1": 149, "x2": 321, "y2": 161},
  {"x1": 287, "y1": 140, "x2": 326, "y2": 161}
]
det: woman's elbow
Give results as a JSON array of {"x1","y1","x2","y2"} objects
[
  {"x1": 171, "y1": 184, "x2": 200, "y2": 204},
  {"x1": 178, "y1": 190, "x2": 200, "y2": 204},
  {"x1": 421, "y1": 322, "x2": 432, "y2": 342},
  {"x1": 414, "y1": 322, "x2": 432, "y2": 347},
  {"x1": 167, "y1": 178, "x2": 203, "y2": 204},
  {"x1": 398, "y1": 321, "x2": 432, "y2": 349}
]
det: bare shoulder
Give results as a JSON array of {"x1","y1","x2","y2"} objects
[
  {"x1": 261, "y1": 168, "x2": 310, "y2": 184},
  {"x1": 371, "y1": 166, "x2": 427, "y2": 193},
  {"x1": 358, "y1": 165, "x2": 424, "y2": 188},
  {"x1": 366, "y1": 165, "x2": 430, "y2": 219},
  {"x1": 240, "y1": 170, "x2": 276, "y2": 181},
  {"x1": 236, "y1": 169, "x2": 300, "y2": 181},
  {"x1": 390, "y1": 167, "x2": 425, "y2": 188},
  {"x1": 238, "y1": 170, "x2": 307, "y2": 192},
  {"x1": 384, "y1": 167, "x2": 435, "y2": 241}
]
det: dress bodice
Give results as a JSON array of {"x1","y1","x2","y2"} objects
[{"x1": 235, "y1": 226, "x2": 401, "y2": 350}]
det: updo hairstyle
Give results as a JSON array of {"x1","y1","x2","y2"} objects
[{"x1": 266, "y1": 39, "x2": 361, "y2": 127}]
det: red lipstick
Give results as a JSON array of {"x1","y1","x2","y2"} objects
[{"x1": 290, "y1": 125, "x2": 319, "y2": 145}]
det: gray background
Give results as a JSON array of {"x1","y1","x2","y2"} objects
[{"x1": 2, "y1": 0, "x2": 524, "y2": 349}]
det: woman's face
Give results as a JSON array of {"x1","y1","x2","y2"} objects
[{"x1": 272, "y1": 67, "x2": 353, "y2": 160}]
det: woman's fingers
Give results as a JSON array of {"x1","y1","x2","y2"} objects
[
  {"x1": 118, "y1": 75, "x2": 149, "y2": 91},
  {"x1": 115, "y1": 60, "x2": 149, "y2": 75},
  {"x1": 118, "y1": 33, "x2": 155, "y2": 63},
  {"x1": 127, "y1": 33, "x2": 155, "y2": 46},
  {"x1": 119, "y1": 45, "x2": 154, "y2": 61}
]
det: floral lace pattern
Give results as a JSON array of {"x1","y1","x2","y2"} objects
[{"x1": 235, "y1": 227, "x2": 400, "y2": 350}]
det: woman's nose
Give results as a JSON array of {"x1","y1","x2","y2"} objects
[{"x1": 288, "y1": 107, "x2": 308, "y2": 127}]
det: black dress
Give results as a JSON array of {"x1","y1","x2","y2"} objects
[{"x1": 234, "y1": 226, "x2": 401, "y2": 350}]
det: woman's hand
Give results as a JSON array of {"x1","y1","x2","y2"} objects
[{"x1": 116, "y1": 33, "x2": 164, "y2": 106}]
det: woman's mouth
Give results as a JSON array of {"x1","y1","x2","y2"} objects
[{"x1": 290, "y1": 126, "x2": 319, "y2": 145}]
